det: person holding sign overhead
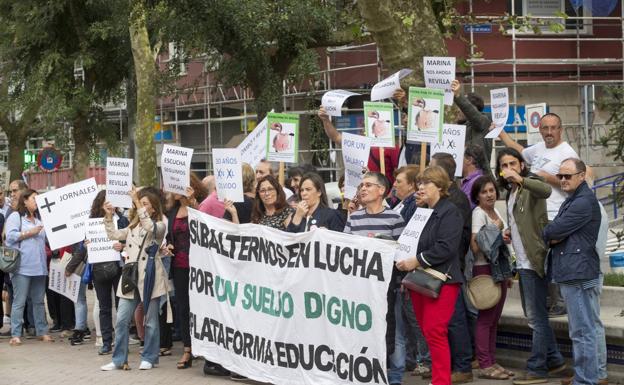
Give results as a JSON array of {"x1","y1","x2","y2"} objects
[
  {"x1": 100, "y1": 187, "x2": 167, "y2": 371},
  {"x1": 5, "y1": 189, "x2": 52, "y2": 346},
  {"x1": 286, "y1": 173, "x2": 345, "y2": 233}
]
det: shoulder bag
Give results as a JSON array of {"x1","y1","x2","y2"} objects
[
  {"x1": 120, "y1": 222, "x2": 155, "y2": 295},
  {"x1": 0, "y1": 217, "x2": 22, "y2": 273},
  {"x1": 401, "y1": 265, "x2": 451, "y2": 299}
]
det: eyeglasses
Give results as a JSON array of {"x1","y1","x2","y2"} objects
[
  {"x1": 358, "y1": 182, "x2": 383, "y2": 189},
  {"x1": 556, "y1": 171, "x2": 583, "y2": 180},
  {"x1": 259, "y1": 187, "x2": 276, "y2": 195}
]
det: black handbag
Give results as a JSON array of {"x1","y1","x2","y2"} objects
[
  {"x1": 402, "y1": 266, "x2": 449, "y2": 299},
  {"x1": 120, "y1": 229, "x2": 150, "y2": 295}
]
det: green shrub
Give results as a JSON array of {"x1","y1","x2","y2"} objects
[{"x1": 603, "y1": 272, "x2": 624, "y2": 287}]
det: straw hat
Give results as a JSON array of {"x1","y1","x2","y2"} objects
[{"x1": 467, "y1": 275, "x2": 501, "y2": 310}]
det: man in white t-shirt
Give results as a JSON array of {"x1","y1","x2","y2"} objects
[{"x1": 497, "y1": 113, "x2": 579, "y2": 316}]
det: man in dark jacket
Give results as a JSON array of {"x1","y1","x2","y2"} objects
[{"x1": 543, "y1": 158, "x2": 601, "y2": 385}]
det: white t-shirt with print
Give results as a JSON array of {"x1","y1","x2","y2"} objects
[{"x1": 522, "y1": 141, "x2": 578, "y2": 220}]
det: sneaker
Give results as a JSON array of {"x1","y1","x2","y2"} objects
[
  {"x1": 2, "y1": 315, "x2": 10, "y2": 325},
  {"x1": 230, "y1": 373, "x2": 247, "y2": 381},
  {"x1": 101, "y1": 362, "x2": 120, "y2": 371},
  {"x1": 24, "y1": 327, "x2": 37, "y2": 339},
  {"x1": 50, "y1": 324, "x2": 63, "y2": 333},
  {"x1": 83, "y1": 329, "x2": 91, "y2": 340},
  {"x1": 0, "y1": 330, "x2": 11, "y2": 339},
  {"x1": 69, "y1": 330, "x2": 85, "y2": 346},
  {"x1": 95, "y1": 336, "x2": 103, "y2": 347},
  {"x1": 128, "y1": 337, "x2": 140, "y2": 345},
  {"x1": 451, "y1": 371, "x2": 474, "y2": 384},
  {"x1": 513, "y1": 374, "x2": 548, "y2": 385},
  {"x1": 203, "y1": 361, "x2": 230, "y2": 376},
  {"x1": 412, "y1": 363, "x2": 431, "y2": 377},
  {"x1": 139, "y1": 360, "x2": 153, "y2": 370},
  {"x1": 549, "y1": 363, "x2": 572, "y2": 377},
  {"x1": 98, "y1": 344, "x2": 112, "y2": 355}
]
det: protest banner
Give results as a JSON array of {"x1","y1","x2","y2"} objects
[
  {"x1": 238, "y1": 115, "x2": 268, "y2": 169},
  {"x1": 363, "y1": 102, "x2": 395, "y2": 148},
  {"x1": 485, "y1": 88, "x2": 509, "y2": 139},
  {"x1": 342, "y1": 133, "x2": 371, "y2": 200},
  {"x1": 407, "y1": 87, "x2": 444, "y2": 144},
  {"x1": 212, "y1": 148, "x2": 244, "y2": 203},
  {"x1": 423, "y1": 56, "x2": 456, "y2": 105},
  {"x1": 430, "y1": 124, "x2": 467, "y2": 177},
  {"x1": 526, "y1": 103, "x2": 547, "y2": 145},
  {"x1": 106, "y1": 157, "x2": 133, "y2": 208},
  {"x1": 395, "y1": 208, "x2": 433, "y2": 262},
  {"x1": 36, "y1": 178, "x2": 98, "y2": 250},
  {"x1": 85, "y1": 218, "x2": 120, "y2": 264},
  {"x1": 321, "y1": 90, "x2": 358, "y2": 117},
  {"x1": 48, "y1": 257, "x2": 81, "y2": 303},
  {"x1": 266, "y1": 112, "x2": 299, "y2": 164},
  {"x1": 161, "y1": 144, "x2": 194, "y2": 196},
  {"x1": 188, "y1": 208, "x2": 396, "y2": 385},
  {"x1": 370, "y1": 69, "x2": 413, "y2": 101}
]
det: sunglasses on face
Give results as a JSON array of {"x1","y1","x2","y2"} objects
[{"x1": 556, "y1": 171, "x2": 583, "y2": 180}]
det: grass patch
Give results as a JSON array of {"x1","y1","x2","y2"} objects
[{"x1": 604, "y1": 272, "x2": 624, "y2": 287}]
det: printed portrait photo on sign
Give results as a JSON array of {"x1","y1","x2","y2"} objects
[
  {"x1": 269, "y1": 122, "x2": 296, "y2": 153},
  {"x1": 363, "y1": 101, "x2": 395, "y2": 148},
  {"x1": 413, "y1": 98, "x2": 440, "y2": 132}
]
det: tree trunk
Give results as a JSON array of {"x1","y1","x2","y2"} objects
[
  {"x1": 6, "y1": 127, "x2": 26, "y2": 182},
  {"x1": 357, "y1": 0, "x2": 447, "y2": 86},
  {"x1": 126, "y1": 70, "x2": 139, "y2": 180},
  {"x1": 129, "y1": 0, "x2": 157, "y2": 187},
  {"x1": 72, "y1": 120, "x2": 91, "y2": 181}
]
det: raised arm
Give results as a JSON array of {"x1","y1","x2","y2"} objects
[{"x1": 318, "y1": 107, "x2": 342, "y2": 145}]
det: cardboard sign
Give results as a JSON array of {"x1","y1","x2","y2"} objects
[
  {"x1": 161, "y1": 144, "x2": 194, "y2": 196},
  {"x1": 321, "y1": 90, "x2": 358, "y2": 117},
  {"x1": 423, "y1": 56, "x2": 456, "y2": 105},
  {"x1": 36, "y1": 178, "x2": 98, "y2": 250},
  {"x1": 395, "y1": 208, "x2": 434, "y2": 261},
  {"x1": 238, "y1": 116, "x2": 268, "y2": 169},
  {"x1": 85, "y1": 218, "x2": 120, "y2": 264},
  {"x1": 342, "y1": 133, "x2": 372, "y2": 200},
  {"x1": 48, "y1": 257, "x2": 81, "y2": 303},
  {"x1": 363, "y1": 101, "x2": 395, "y2": 148},
  {"x1": 266, "y1": 113, "x2": 299, "y2": 163},
  {"x1": 526, "y1": 103, "x2": 547, "y2": 145},
  {"x1": 370, "y1": 69, "x2": 413, "y2": 101},
  {"x1": 407, "y1": 87, "x2": 444, "y2": 144},
  {"x1": 430, "y1": 124, "x2": 467, "y2": 177},
  {"x1": 212, "y1": 148, "x2": 244, "y2": 203},
  {"x1": 106, "y1": 157, "x2": 133, "y2": 208},
  {"x1": 485, "y1": 88, "x2": 509, "y2": 139}
]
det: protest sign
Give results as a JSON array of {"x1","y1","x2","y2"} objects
[
  {"x1": 36, "y1": 178, "x2": 98, "y2": 250},
  {"x1": 238, "y1": 116, "x2": 268, "y2": 169},
  {"x1": 526, "y1": 103, "x2": 547, "y2": 145},
  {"x1": 266, "y1": 112, "x2": 299, "y2": 164},
  {"x1": 212, "y1": 148, "x2": 244, "y2": 203},
  {"x1": 423, "y1": 56, "x2": 456, "y2": 105},
  {"x1": 485, "y1": 88, "x2": 509, "y2": 139},
  {"x1": 363, "y1": 102, "x2": 395, "y2": 148},
  {"x1": 48, "y1": 257, "x2": 81, "y2": 303},
  {"x1": 85, "y1": 218, "x2": 120, "y2": 264},
  {"x1": 407, "y1": 87, "x2": 444, "y2": 144},
  {"x1": 430, "y1": 124, "x2": 467, "y2": 177},
  {"x1": 161, "y1": 144, "x2": 194, "y2": 196},
  {"x1": 370, "y1": 69, "x2": 413, "y2": 101},
  {"x1": 106, "y1": 157, "x2": 133, "y2": 208},
  {"x1": 395, "y1": 208, "x2": 433, "y2": 262},
  {"x1": 342, "y1": 133, "x2": 371, "y2": 200},
  {"x1": 321, "y1": 90, "x2": 358, "y2": 117},
  {"x1": 188, "y1": 208, "x2": 396, "y2": 385}
]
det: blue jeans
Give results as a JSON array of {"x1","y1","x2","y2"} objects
[
  {"x1": 448, "y1": 287, "x2": 473, "y2": 373},
  {"x1": 112, "y1": 295, "x2": 161, "y2": 367},
  {"x1": 596, "y1": 274, "x2": 607, "y2": 380},
  {"x1": 10, "y1": 274, "x2": 48, "y2": 337},
  {"x1": 560, "y1": 283, "x2": 600, "y2": 385},
  {"x1": 518, "y1": 269, "x2": 564, "y2": 376},
  {"x1": 388, "y1": 290, "x2": 406, "y2": 384},
  {"x1": 74, "y1": 283, "x2": 88, "y2": 330}
]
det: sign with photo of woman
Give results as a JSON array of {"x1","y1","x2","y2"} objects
[
  {"x1": 363, "y1": 101, "x2": 395, "y2": 148},
  {"x1": 407, "y1": 87, "x2": 444, "y2": 144},
  {"x1": 266, "y1": 112, "x2": 299, "y2": 163}
]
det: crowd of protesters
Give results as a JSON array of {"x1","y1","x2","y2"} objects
[{"x1": 0, "y1": 80, "x2": 609, "y2": 385}]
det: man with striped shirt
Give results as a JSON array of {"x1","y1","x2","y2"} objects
[{"x1": 345, "y1": 171, "x2": 406, "y2": 385}]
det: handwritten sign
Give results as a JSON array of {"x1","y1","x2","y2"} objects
[
  {"x1": 370, "y1": 69, "x2": 413, "y2": 101},
  {"x1": 238, "y1": 116, "x2": 268, "y2": 169},
  {"x1": 48, "y1": 257, "x2": 81, "y2": 303},
  {"x1": 161, "y1": 144, "x2": 194, "y2": 195},
  {"x1": 423, "y1": 56, "x2": 456, "y2": 105},
  {"x1": 395, "y1": 208, "x2": 434, "y2": 261},
  {"x1": 485, "y1": 88, "x2": 509, "y2": 139},
  {"x1": 85, "y1": 218, "x2": 120, "y2": 264},
  {"x1": 430, "y1": 124, "x2": 467, "y2": 177},
  {"x1": 342, "y1": 133, "x2": 372, "y2": 200},
  {"x1": 321, "y1": 90, "x2": 358, "y2": 117},
  {"x1": 213, "y1": 148, "x2": 244, "y2": 202},
  {"x1": 106, "y1": 157, "x2": 133, "y2": 208}
]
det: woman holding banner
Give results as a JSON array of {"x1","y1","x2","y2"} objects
[
  {"x1": 100, "y1": 187, "x2": 167, "y2": 371},
  {"x1": 396, "y1": 166, "x2": 464, "y2": 385},
  {"x1": 251, "y1": 175, "x2": 294, "y2": 230},
  {"x1": 287, "y1": 173, "x2": 345, "y2": 232},
  {"x1": 5, "y1": 189, "x2": 53, "y2": 346}
]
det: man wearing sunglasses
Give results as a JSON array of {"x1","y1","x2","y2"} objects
[{"x1": 542, "y1": 158, "x2": 601, "y2": 385}]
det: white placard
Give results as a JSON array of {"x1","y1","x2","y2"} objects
[
  {"x1": 0, "y1": 170, "x2": 10, "y2": 192},
  {"x1": 423, "y1": 56, "x2": 456, "y2": 105},
  {"x1": 321, "y1": 90, "x2": 358, "y2": 117},
  {"x1": 161, "y1": 144, "x2": 194, "y2": 196},
  {"x1": 106, "y1": 157, "x2": 133, "y2": 208},
  {"x1": 395, "y1": 208, "x2": 434, "y2": 261},
  {"x1": 212, "y1": 148, "x2": 244, "y2": 203},
  {"x1": 430, "y1": 124, "x2": 467, "y2": 177},
  {"x1": 36, "y1": 178, "x2": 98, "y2": 251},
  {"x1": 526, "y1": 103, "x2": 547, "y2": 145},
  {"x1": 370, "y1": 69, "x2": 413, "y2": 101},
  {"x1": 85, "y1": 218, "x2": 120, "y2": 264},
  {"x1": 342, "y1": 133, "x2": 372, "y2": 200},
  {"x1": 188, "y1": 208, "x2": 395, "y2": 385},
  {"x1": 485, "y1": 88, "x2": 509, "y2": 139},
  {"x1": 48, "y1": 258, "x2": 81, "y2": 303},
  {"x1": 238, "y1": 116, "x2": 268, "y2": 169}
]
